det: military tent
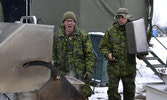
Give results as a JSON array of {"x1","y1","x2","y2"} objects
[{"x1": 30, "y1": 0, "x2": 153, "y2": 33}]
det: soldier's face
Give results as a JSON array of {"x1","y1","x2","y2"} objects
[
  {"x1": 64, "y1": 18, "x2": 75, "y2": 35},
  {"x1": 117, "y1": 15, "x2": 128, "y2": 25}
]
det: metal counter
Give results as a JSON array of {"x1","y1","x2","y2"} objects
[
  {"x1": 0, "y1": 22, "x2": 54, "y2": 93},
  {"x1": 146, "y1": 83, "x2": 167, "y2": 100}
]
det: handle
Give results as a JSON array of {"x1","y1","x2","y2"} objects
[{"x1": 20, "y1": 16, "x2": 37, "y2": 24}]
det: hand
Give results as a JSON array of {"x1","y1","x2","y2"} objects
[
  {"x1": 108, "y1": 53, "x2": 115, "y2": 61},
  {"x1": 137, "y1": 54, "x2": 146, "y2": 60},
  {"x1": 53, "y1": 75, "x2": 61, "y2": 80}
]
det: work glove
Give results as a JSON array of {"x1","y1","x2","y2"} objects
[{"x1": 137, "y1": 54, "x2": 146, "y2": 60}]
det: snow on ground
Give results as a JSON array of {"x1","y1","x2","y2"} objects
[{"x1": 89, "y1": 37, "x2": 167, "y2": 100}]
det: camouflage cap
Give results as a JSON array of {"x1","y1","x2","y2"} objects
[
  {"x1": 63, "y1": 11, "x2": 77, "y2": 22},
  {"x1": 114, "y1": 8, "x2": 132, "y2": 19}
]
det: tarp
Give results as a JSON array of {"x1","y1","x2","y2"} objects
[
  {"x1": 1, "y1": 0, "x2": 26, "y2": 22},
  {"x1": 31, "y1": 0, "x2": 153, "y2": 33}
]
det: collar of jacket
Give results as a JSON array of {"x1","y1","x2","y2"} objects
[
  {"x1": 114, "y1": 19, "x2": 131, "y2": 31},
  {"x1": 114, "y1": 23, "x2": 125, "y2": 31},
  {"x1": 58, "y1": 24, "x2": 79, "y2": 37}
]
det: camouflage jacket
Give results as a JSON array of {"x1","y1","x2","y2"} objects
[
  {"x1": 99, "y1": 22, "x2": 136, "y2": 67},
  {"x1": 53, "y1": 25, "x2": 94, "y2": 80}
]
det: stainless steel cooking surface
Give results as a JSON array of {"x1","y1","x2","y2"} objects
[
  {"x1": 0, "y1": 22, "x2": 54, "y2": 93},
  {"x1": 146, "y1": 83, "x2": 167, "y2": 100}
]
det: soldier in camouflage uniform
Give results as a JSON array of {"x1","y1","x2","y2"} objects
[
  {"x1": 53, "y1": 11, "x2": 94, "y2": 99},
  {"x1": 99, "y1": 8, "x2": 145, "y2": 100}
]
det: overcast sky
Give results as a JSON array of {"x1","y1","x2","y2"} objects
[{"x1": 152, "y1": 0, "x2": 167, "y2": 27}]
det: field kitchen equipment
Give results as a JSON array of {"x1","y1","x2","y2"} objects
[
  {"x1": 0, "y1": 16, "x2": 85, "y2": 100},
  {"x1": 146, "y1": 69, "x2": 167, "y2": 100},
  {"x1": 0, "y1": 16, "x2": 54, "y2": 93},
  {"x1": 146, "y1": 82, "x2": 167, "y2": 100},
  {"x1": 126, "y1": 18, "x2": 148, "y2": 54}
]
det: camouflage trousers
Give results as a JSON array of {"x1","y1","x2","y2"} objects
[
  {"x1": 79, "y1": 84, "x2": 92, "y2": 99},
  {"x1": 107, "y1": 64, "x2": 136, "y2": 100}
]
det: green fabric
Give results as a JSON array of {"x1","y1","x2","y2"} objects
[
  {"x1": 99, "y1": 22, "x2": 136, "y2": 100},
  {"x1": 31, "y1": 0, "x2": 153, "y2": 33},
  {"x1": 100, "y1": 22, "x2": 136, "y2": 66},
  {"x1": 0, "y1": 2, "x2": 4, "y2": 22},
  {"x1": 53, "y1": 25, "x2": 94, "y2": 77},
  {"x1": 107, "y1": 64, "x2": 136, "y2": 100},
  {"x1": 63, "y1": 11, "x2": 77, "y2": 22},
  {"x1": 53, "y1": 24, "x2": 95, "y2": 98}
]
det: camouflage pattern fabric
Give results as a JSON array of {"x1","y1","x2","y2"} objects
[
  {"x1": 53, "y1": 24, "x2": 94, "y2": 99},
  {"x1": 99, "y1": 22, "x2": 136, "y2": 100},
  {"x1": 0, "y1": 1, "x2": 4, "y2": 22}
]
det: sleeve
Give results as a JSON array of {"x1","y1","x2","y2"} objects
[
  {"x1": 52, "y1": 33, "x2": 64, "y2": 75},
  {"x1": 82, "y1": 33, "x2": 95, "y2": 82},
  {"x1": 52, "y1": 34, "x2": 57, "y2": 67},
  {"x1": 99, "y1": 30, "x2": 112, "y2": 60}
]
